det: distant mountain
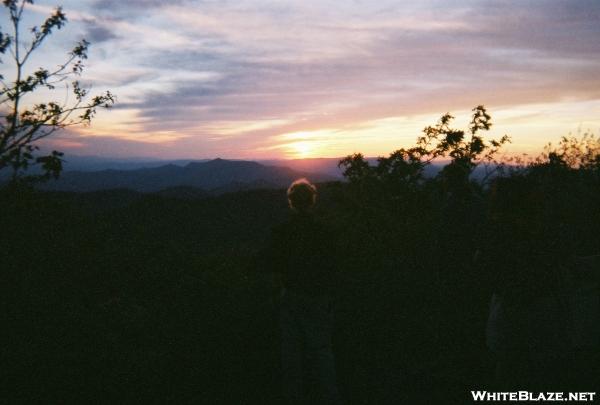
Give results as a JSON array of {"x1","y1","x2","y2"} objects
[
  {"x1": 260, "y1": 158, "x2": 346, "y2": 178},
  {"x1": 42, "y1": 158, "x2": 335, "y2": 193},
  {"x1": 60, "y1": 155, "x2": 209, "y2": 172}
]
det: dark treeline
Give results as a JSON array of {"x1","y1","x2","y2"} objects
[{"x1": 2, "y1": 108, "x2": 600, "y2": 404}]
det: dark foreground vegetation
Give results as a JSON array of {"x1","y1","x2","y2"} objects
[{"x1": 3, "y1": 109, "x2": 600, "y2": 404}]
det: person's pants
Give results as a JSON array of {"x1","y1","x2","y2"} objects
[{"x1": 280, "y1": 290, "x2": 342, "y2": 405}]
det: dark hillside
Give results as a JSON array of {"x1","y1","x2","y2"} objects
[{"x1": 2, "y1": 161, "x2": 599, "y2": 403}]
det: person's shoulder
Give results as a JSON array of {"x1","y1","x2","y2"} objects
[
  {"x1": 281, "y1": 212, "x2": 335, "y2": 236},
  {"x1": 270, "y1": 219, "x2": 290, "y2": 235},
  {"x1": 309, "y1": 216, "x2": 336, "y2": 239}
]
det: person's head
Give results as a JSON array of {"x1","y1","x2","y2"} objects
[{"x1": 287, "y1": 178, "x2": 317, "y2": 213}]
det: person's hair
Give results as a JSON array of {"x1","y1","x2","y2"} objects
[{"x1": 287, "y1": 178, "x2": 317, "y2": 212}]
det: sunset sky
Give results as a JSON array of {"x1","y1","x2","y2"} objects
[{"x1": 2, "y1": 0, "x2": 600, "y2": 160}]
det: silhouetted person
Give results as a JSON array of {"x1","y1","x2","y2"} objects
[{"x1": 260, "y1": 178, "x2": 342, "y2": 405}]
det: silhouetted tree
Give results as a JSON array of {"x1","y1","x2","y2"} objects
[
  {"x1": 339, "y1": 106, "x2": 510, "y2": 189},
  {"x1": 536, "y1": 133, "x2": 600, "y2": 170},
  {"x1": 0, "y1": 0, "x2": 115, "y2": 184}
]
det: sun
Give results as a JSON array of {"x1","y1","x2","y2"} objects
[{"x1": 290, "y1": 141, "x2": 314, "y2": 158}]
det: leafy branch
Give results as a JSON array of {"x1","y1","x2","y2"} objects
[
  {"x1": 0, "y1": 0, "x2": 115, "y2": 184},
  {"x1": 339, "y1": 106, "x2": 511, "y2": 188}
]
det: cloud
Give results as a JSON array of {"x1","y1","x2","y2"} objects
[
  {"x1": 91, "y1": 0, "x2": 191, "y2": 13},
  {"x1": 83, "y1": 19, "x2": 119, "y2": 43},
  {"x1": 20, "y1": 0, "x2": 600, "y2": 158}
]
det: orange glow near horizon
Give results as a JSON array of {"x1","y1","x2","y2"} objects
[
  {"x1": 4, "y1": 1, "x2": 599, "y2": 161},
  {"x1": 288, "y1": 141, "x2": 316, "y2": 159},
  {"x1": 45, "y1": 98, "x2": 600, "y2": 161}
]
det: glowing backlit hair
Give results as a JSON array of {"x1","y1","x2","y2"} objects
[{"x1": 287, "y1": 178, "x2": 317, "y2": 212}]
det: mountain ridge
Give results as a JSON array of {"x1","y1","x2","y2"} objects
[{"x1": 42, "y1": 158, "x2": 335, "y2": 193}]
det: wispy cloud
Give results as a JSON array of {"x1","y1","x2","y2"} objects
[{"x1": 9, "y1": 0, "x2": 600, "y2": 158}]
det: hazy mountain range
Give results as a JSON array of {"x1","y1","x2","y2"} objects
[
  {"x1": 2, "y1": 155, "x2": 496, "y2": 195},
  {"x1": 42, "y1": 158, "x2": 337, "y2": 193},
  {"x1": 58, "y1": 155, "x2": 349, "y2": 177}
]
